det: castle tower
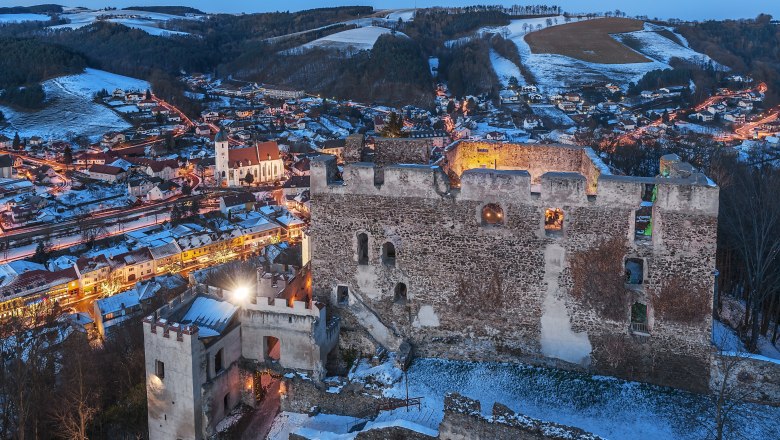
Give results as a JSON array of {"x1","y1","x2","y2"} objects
[{"x1": 214, "y1": 129, "x2": 229, "y2": 186}]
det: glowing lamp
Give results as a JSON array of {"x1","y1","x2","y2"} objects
[{"x1": 232, "y1": 286, "x2": 250, "y2": 302}]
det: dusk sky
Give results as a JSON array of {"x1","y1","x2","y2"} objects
[{"x1": 9, "y1": 0, "x2": 780, "y2": 21}]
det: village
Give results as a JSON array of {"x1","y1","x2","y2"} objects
[{"x1": 0, "y1": 6, "x2": 780, "y2": 438}]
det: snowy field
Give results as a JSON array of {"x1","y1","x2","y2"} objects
[
  {"x1": 50, "y1": 8, "x2": 197, "y2": 36},
  {"x1": 385, "y1": 9, "x2": 416, "y2": 22},
  {"x1": 612, "y1": 23, "x2": 724, "y2": 67},
  {"x1": 480, "y1": 15, "x2": 569, "y2": 39},
  {"x1": 0, "y1": 13, "x2": 50, "y2": 23},
  {"x1": 512, "y1": 31, "x2": 666, "y2": 93},
  {"x1": 489, "y1": 49, "x2": 524, "y2": 87},
  {"x1": 532, "y1": 104, "x2": 575, "y2": 126},
  {"x1": 301, "y1": 26, "x2": 406, "y2": 53},
  {"x1": 0, "y1": 68, "x2": 149, "y2": 141},
  {"x1": 269, "y1": 357, "x2": 780, "y2": 439}
]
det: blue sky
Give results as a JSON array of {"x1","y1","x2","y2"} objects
[{"x1": 10, "y1": 1, "x2": 780, "y2": 21}]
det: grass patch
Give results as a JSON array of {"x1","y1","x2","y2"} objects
[{"x1": 525, "y1": 17, "x2": 650, "y2": 64}]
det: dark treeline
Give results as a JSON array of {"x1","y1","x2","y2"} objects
[
  {"x1": 164, "y1": 6, "x2": 371, "y2": 40},
  {"x1": 678, "y1": 14, "x2": 780, "y2": 105},
  {"x1": 439, "y1": 38, "x2": 500, "y2": 98},
  {"x1": 125, "y1": 5, "x2": 203, "y2": 15},
  {"x1": 0, "y1": 37, "x2": 85, "y2": 108},
  {"x1": 0, "y1": 4, "x2": 61, "y2": 14},
  {"x1": 402, "y1": 9, "x2": 510, "y2": 54}
]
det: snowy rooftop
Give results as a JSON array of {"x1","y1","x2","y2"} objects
[{"x1": 180, "y1": 296, "x2": 238, "y2": 338}]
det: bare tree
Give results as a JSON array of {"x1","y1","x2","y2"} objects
[
  {"x1": 53, "y1": 336, "x2": 100, "y2": 440},
  {"x1": 715, "y1": 156, "x2": 780, "y2": 351}
]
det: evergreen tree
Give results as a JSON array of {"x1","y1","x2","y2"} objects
[
  {"x1": 170, "y1": 206, "x2": 182, "y2": 223},
  {"x1": 12, "y1": 132, "x2": 20, "y2": 149},
  {"x1": 381, "y1": 112, "x2": 403, "y2": 137},
  {"x1": 63, "y1": 146, "x2": 73, "y2": 169},
  {"x1": 145, "y1": 89, "x2": 152, "y2": 100},
  {"x1": 244, "y1": 172, "x2": 254, "y2": 186},
  {"x1": 189, "y1": 197, "x2": 201, "y2": 217}
]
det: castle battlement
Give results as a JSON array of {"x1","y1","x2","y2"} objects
[
  {"x1": 143, "y1": 315, "x2": 199, "y2": 341},
  {"x1": 311, "y1": 150, "x2": 718, "y2": 215},
  {"x1": 246, "y1": 296, "x2": 325, "y2": 319}
]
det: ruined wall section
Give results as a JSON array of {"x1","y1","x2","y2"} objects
[
  {"x1": 310, "y1": 156, "x2": 719, "y2": 391},
  {"x1": 374, "y1": 138, "x2": 433, "y2": 166},
  {"x1": 442, "y1": 141, "x2": 606, "y2": 194}
]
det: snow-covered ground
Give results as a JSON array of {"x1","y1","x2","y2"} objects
[
  {"x1": 489, "y1": 49, "x2": 524, "y2": 88},
  {"x1": 386, "y1": 9, "x2": 415, "y2": 22},
  {"x1": 50, "y1": 8, "x2": 197, "y2": 36},
  {"x1": 301, "y1": 26, "x2": 406, "y2": 53},
  {"x1": 106, "y1": 18, "x2": 190, "y2": 36},
  {"x1": 612, "y1": 23, "x2": 724, "y2": 67},
  {"x1": 0, "y1": 68, "x2": 149, "y2": 141},
  {"x1": 269, "y1": 357, "x2": 780, "y2": 440},
  {"x1": 512, "y1": 31, "x2": 666, "y2": 93},
  {"x1": 480, "y1": 15, "x2": 569, "y2": 39},
  {"x1": 532, "y1": 104, "x2": 575, "y2": 126},
  {"x1": 0, "y1": 13, "x2": 50, "y2": 23}
]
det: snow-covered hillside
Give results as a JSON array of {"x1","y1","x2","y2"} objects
[
  {"x1": 612, "y1": 23, "x2": 724, "y2": 67},
  {"x1": 0, "y1": 13, "x2": 50, "y2": 23},
  {"x1": 386, "y1": 9, "x2": 416, "y2": 22},
  {"x1": 299, "y1": 26, "x2": 406, "y2": 54},
  {"x1": 49, "y1": 8, "x2": 198, "y2": 37},
  {"x1": 489, "y1": 49, "x2": 524, "y2": 87},
  {"x1": 0, "y1": 68, "x2": 149, "y2": 141}
]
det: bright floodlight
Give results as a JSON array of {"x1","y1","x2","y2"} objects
[{"x1": 233, "y1": 286, "x2": 250, "y2": 302}]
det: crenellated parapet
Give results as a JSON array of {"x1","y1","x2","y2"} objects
[{"x1": 311, "y1": 149, "x2": 718, "y2": 215}]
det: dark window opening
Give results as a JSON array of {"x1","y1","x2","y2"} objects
[
  {"x1": 215, "y1": 348, "x2": 224, "y2": 373},
  {"x1": 394, "y1": 283, "x2": 408, "y2": 304},
  {"x1": 357, "y1": 233, "x2": 369, "y2": 265},
  {"x1": 382, "y1": 242, "x2": 396, "y2": 266},
  {"x1": 481, "y1": 203, "x2": 504, "y2": 225},
  {"x1": 266, "y1": 336, "x2": 280, "y2": 361},
  {"x1": 337, "y1": 286, "x2": 349, "y2": 305},
  {"x1": 635, "y1": 207, "x2": 653, "y2": 241},
  {"x1": 625, "y1": 258, "x2": 644, "y2": 285},
  {"x1": 630, "y1": 302, "x2": 649, "y2": 334},
  {"x1": 544, "y1": 208, "x2": 564, "y2": 236},
  {"x1": 223, "y1": 393, "x2": 230, "y2": 415},
  {"x1": 155, "y1": 360, "x2": 165, "y2": 379}
]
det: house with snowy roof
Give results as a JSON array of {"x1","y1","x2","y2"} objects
[{"x1": 94, "y1": 286, "x2": 143, "y2": 337}]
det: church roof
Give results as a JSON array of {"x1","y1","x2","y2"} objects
[
  {"x1": 214, "y1": 128, "x2": 228, "y2": 143},
  {"x1": 227, "y1": 141, "x2": 280, "y2": 168}
]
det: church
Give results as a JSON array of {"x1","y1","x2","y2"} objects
[{"x1": 214, "y1": 129, "x2": 285, "y2": 187}]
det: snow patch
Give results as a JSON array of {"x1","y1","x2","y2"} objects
[
  {"x1": 489, "y1": 49, "x2": 524, "y2": 87},
  {"x1": 0, "y1": 13, "x2": 50, "y2": 23},
  {"x1": 301, "y1": 26, "x2": 406, "y2": 53}
]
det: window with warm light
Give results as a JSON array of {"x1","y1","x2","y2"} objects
[
  {"x1": 544, "y1": 208, "x2": 564, "y2": 236},
  {"x1": 481, "y1": 203, "x2": 504, "y2": 226}
]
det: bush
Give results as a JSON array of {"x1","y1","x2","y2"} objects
[
  {"x1": 653, "y1": 275, "x2": 710, "y2": 324},
  {"x1": 569, "y1": 237, "x2": 630, "y2": 321}
]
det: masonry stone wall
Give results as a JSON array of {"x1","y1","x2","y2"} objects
[
  {"x1": 438, "y1": 393, "x2": 605, "y2": 440},
  {"x1": 374, "y1": 138, "x2": 433, "y2": 166},
  {"x1": 309, "y1": 142, "x2": 719, "y2": 392},
  {"x1": 279, "y1": 375, "x2": 381, "y2": 417}
]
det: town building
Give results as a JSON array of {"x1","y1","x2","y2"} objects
[{"x1": 213, "y1": 130, "x2": 284, "y2": 187}]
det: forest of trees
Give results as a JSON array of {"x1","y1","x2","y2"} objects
[
  {"x1": 0, "y1": 38, "x2": 85, "y2": 108},
  {"x1": 439, "y1": 39, "x2": 500, "y2": 98},
  {"x1": 679, "y1": 14, "x2": 780, "y2": 105}
]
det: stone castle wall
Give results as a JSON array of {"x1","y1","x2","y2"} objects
[{"x1": 309, "y1": 143, "x2": 719, "y2": 392}]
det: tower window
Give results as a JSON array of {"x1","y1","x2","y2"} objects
[
  {"x1": 394, "y1": 283, "x2": 408, "y2": 304},
  {"x1": 155, "y1": 360, "x2": 165, "y2": 379},
  {"x1": 481, "y1": 203, "x2": 504, "y2": 226},
  {"x1": 381, "y1": 242, "x2": 396, "y2": 266},
  {"x1": 357, "y1": 233, "x2": 369, "y2": 265},
  {"x1": 544, "y1": 208, "x2": 564, "y2": 236}
]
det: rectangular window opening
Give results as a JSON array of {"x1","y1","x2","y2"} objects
[
  {"x1": 155, "y1": 360, "x2": 165, "y2": 379},
  {"x1": 625, "y1": 258, "x2": 644, "y2": 285},
  {"x1": 630, "y1": 302, "x2": 649, "y2": 334},
  {"x1": 544, "y1": 208, "x2": 564, "y2": 237}
]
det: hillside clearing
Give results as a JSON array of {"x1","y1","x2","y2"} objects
[
  {"x1": 300, "y1": 26, "x2": 406, "y2": 54},
  {"x1": 526, "y1": 17, "x2": 650, "y2": 64}
]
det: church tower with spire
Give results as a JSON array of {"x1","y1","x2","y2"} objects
[{"x1": 214, "y1": 129, "x2": 229, "y2": 186}]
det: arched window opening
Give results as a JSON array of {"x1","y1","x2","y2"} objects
[
  {"x1": 357, "y1": 233, "x2": 369, "y2": 265},
  {"x1": 394, "y1": 283, "x2": 407, "y2": 304},
  {"x1": 382, "y1": 242, "x2": 396, "y2": 266},
  {"x1": 481, "y1": 203, "x2": 504, "y2": 225}
]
